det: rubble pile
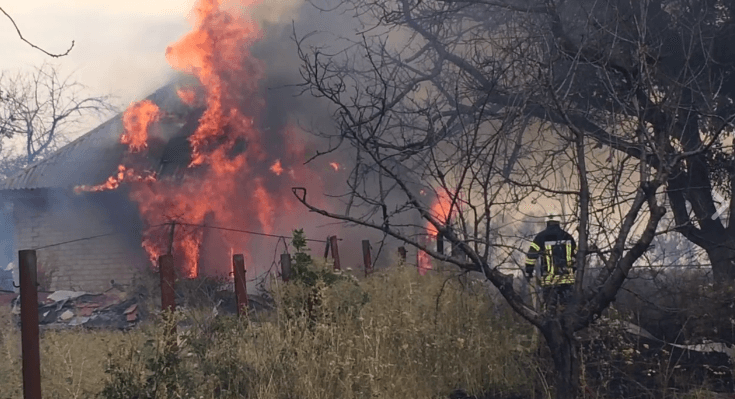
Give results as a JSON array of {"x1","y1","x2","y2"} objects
[
  {"x1": 0, "y1": 288, "x2": 142, "y2": 330},
  {"x1": 0, "y1": 282, "x2": 273, "y2": 330}
]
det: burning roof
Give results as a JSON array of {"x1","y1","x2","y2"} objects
[{"x1": 0, "y1": 81, "x2": 194, "y2": 191}]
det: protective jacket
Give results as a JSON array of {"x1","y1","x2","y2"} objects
[{"x1": 525, "y1": 223, "x2": 576, "y2": 286}]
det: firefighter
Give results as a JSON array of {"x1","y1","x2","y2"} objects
[{"x1": 524, "y1": 215, "x2": 576, "y2": 312}]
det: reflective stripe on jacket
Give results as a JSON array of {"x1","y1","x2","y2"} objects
[{"x1": 525, "y1": 224, "x2": 576, "y2": 286}]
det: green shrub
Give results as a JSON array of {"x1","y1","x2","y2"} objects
[
  {"x1": 277, "y1": 229, "x2": 368, "y2": 324},
  {"x1": 100, "y1": 313, "x2": 193, "y2": 399}
]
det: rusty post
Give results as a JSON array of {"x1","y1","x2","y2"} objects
[
  {"x1": 167, "y1": 222, "x2": 176, "y2": 255},
  {"x1": 329, "y1": 235, "x2": 341, "y2": 271},
  {"x1": 233, "y1": 254, "x2": 248, "y2": 316},
  {"x1": 362, "y1": 240, "x2": 373, "y2": 277},
  {"x1": 158, "y1": 254, "x2": 177, "y2": 348},
  {"x1": 416, "y1": 249, "x2": 420, "y2": 273},
  {"x1": 19, "y1": 250, "x2": 41, "y2": 399},
  {"x1": 323, "y1": 237, "x2": 331, "y2": 259},
  {"x1": 398, "y1": 247, "x2": 407, "y2": 264},
  {"x1": 158, "y1": 254, "x2": 176, "y2": 313},
  {"x1": 280, "y1": 253, "x2": 292, "y2": 282}
]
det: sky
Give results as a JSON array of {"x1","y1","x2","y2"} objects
[{"x1": 0, "y1": 0, "x2": 302, "y2": 134}]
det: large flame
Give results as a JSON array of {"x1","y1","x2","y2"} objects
[
  {"x1": 136, "y1": 0, "x2": 263, "y2": 277},
  {"x1": 79, "y1": 0, "x2": 331, "y2": 279},
  {"x1": 165, "y1": 0, "x2": 264, "y2": 169}
]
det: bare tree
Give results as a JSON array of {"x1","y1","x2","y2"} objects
[
  {"x1": 0, "y1": 63, "x2": 115, "y2": 178},
  {"x1": 286, "y1": 0, "x2": 732, "y2": 395},
  {"x1": 294, "y1": 0, "x2": 735, "y2": 283}
]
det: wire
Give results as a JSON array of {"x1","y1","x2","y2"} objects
[
  {"x1": 30, "y1": 220, "x2": 335, "y2": 251},
  {"x1": 32, "y1": 232, "x2": 120, "y2": 250},
  {"x1": 173, "y1": 222, "x2": 332, "y2": 243},
  {"x1": 31, "y1": 224, "x2": 169, "y2": 250}
]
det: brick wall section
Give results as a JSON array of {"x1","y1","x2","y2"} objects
[{"x1": 12, "y1": 190, "x2": 146, "y2": 293}]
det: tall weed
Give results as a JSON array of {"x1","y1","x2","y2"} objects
[{"x1": 0, "y1": 265, "x2": 535, "y2": 399}]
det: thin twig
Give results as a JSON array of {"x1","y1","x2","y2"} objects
[{"x1": 0, "y1": 7, "x2": 74, "y2": 57}]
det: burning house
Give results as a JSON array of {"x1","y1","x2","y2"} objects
[
  {"x1": 0, "y1": 72, "x2": 346, "y2": 292},
  {"x1": 0, "y1": 1, "x2": 354, "y2": 292},
  {"x1": 0, "y1": 82, "x2": 199, "y2": 292}
]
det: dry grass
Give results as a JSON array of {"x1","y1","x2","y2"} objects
[
  {"x1": 0, "y1": 265, "x2": 538, "y2": 399},
  {"x1": 0, "y1": 307, "x2": 136, "y2": 399}
]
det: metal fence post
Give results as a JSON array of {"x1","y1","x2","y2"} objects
[
  {"x1": 323, "y1": 237, "x2": 331, "y2": 260},
  {"x1": 280, "y1": 253, "x2": 292, "y2": 282},
  {"x1": 158, "y1": 254, "x2": 176, "y2": 313},
  {"x1": 398, "y1": 247, "x2": 407, "y2": 265},
  {"x1": 233, "y1": 254, "x2": 248, "y2": 316},
  {"x1": 19, "y1": 249, "x2": 41, "y2": 399},
  {"x1": 329, "y1": 236, "x2": 341, "y2": 271},
  {"x1": 362, "y1": 240, "x2": 373, "y2": 276}
]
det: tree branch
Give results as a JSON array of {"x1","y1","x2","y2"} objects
[{"x1": 0, "y1": 7, "x2": 74, "y2": 57}]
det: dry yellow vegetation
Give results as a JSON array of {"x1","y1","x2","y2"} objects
[{"x1": 0, "y1": 265, "x2": 538, "y2": 399}]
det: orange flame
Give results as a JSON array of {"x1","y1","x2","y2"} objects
[
  {"x1": 123, "y1": 0, "x2": 267, "y2": 277},
  {"x1": 177, "y1": 87, "x2": 197, "y2": 106},
  {"x1": 417, "y1": 250, "x2": 432, "y2": 275},
  {"x1": 74, "y1": 166, "x2": 156, "y2": 194},
  {"x1": 82, "y1": 0, "x2": 332, "y2": 279},
  {"x1": 120, "y1": 100, "x2": 160, "y2": 153},
  {"x1": 253, "y1": 178, "x2": 275, "y2": 234},
  {"x1": 75, "y1": 100, "x2": 159, "y2": 195},
  {"x1": 165, "y1": 0, "x2": 263, "y2": 169},
  {"x1": 418, "y1": 191, "x2": 454, "y2": 274},
  {"x1": 426, "y1": 191, "x2": 453, "y2": 237},
  {"x1": 270, "y1": 159, "x2": 283, "y2": 175}
]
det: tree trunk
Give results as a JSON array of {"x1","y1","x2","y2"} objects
[
  {"x1": 706, "y1": 243, "x2": 735, "y2": 282},
  {"x1": 541, "y1": 320, "x2": 580, "y2": 398}
]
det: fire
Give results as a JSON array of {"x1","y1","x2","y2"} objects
[
  {"x1": 426, "y1": 191, "x2": 453, "y2": 237},
  {"x1": 120, "y1": 100, "x2": 160, "y2": 153},
  {"x1": 270, "y1": 159, "x2": 283, "y2": 175},
  {"x1": 176, "y1": 87, "x2": 197, "y2": 106},
  {"x1": 178, "y1": 228, "x2": 204, "y2": 278},
  {"x1": 417, "y1": 250, "x2": 432, "y2": 275},
  {"x1": 418, "y1": 191, "x2": 454, "y2": 274},
  {"x1": 75, "y1": 100, "x2": 160, "y2": 194},
  {"x1": 329, "y1": 162, "x2": 340, "y2": 171},
  {"x1": 80, "y1": 0, "x2": 333, "y2": 279},
  {"x1": 74, "y1": 165, "x2": 156, "y2": 194},
  {"x1": 165, "y1": 0, "x2": 264, "y2": 169},
  {"x1": 134, "y1": 0, "x2": 267, "y2": 277},
  {"x1": 253, "y1": 179, "x2": 275, "y2": 234}
]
